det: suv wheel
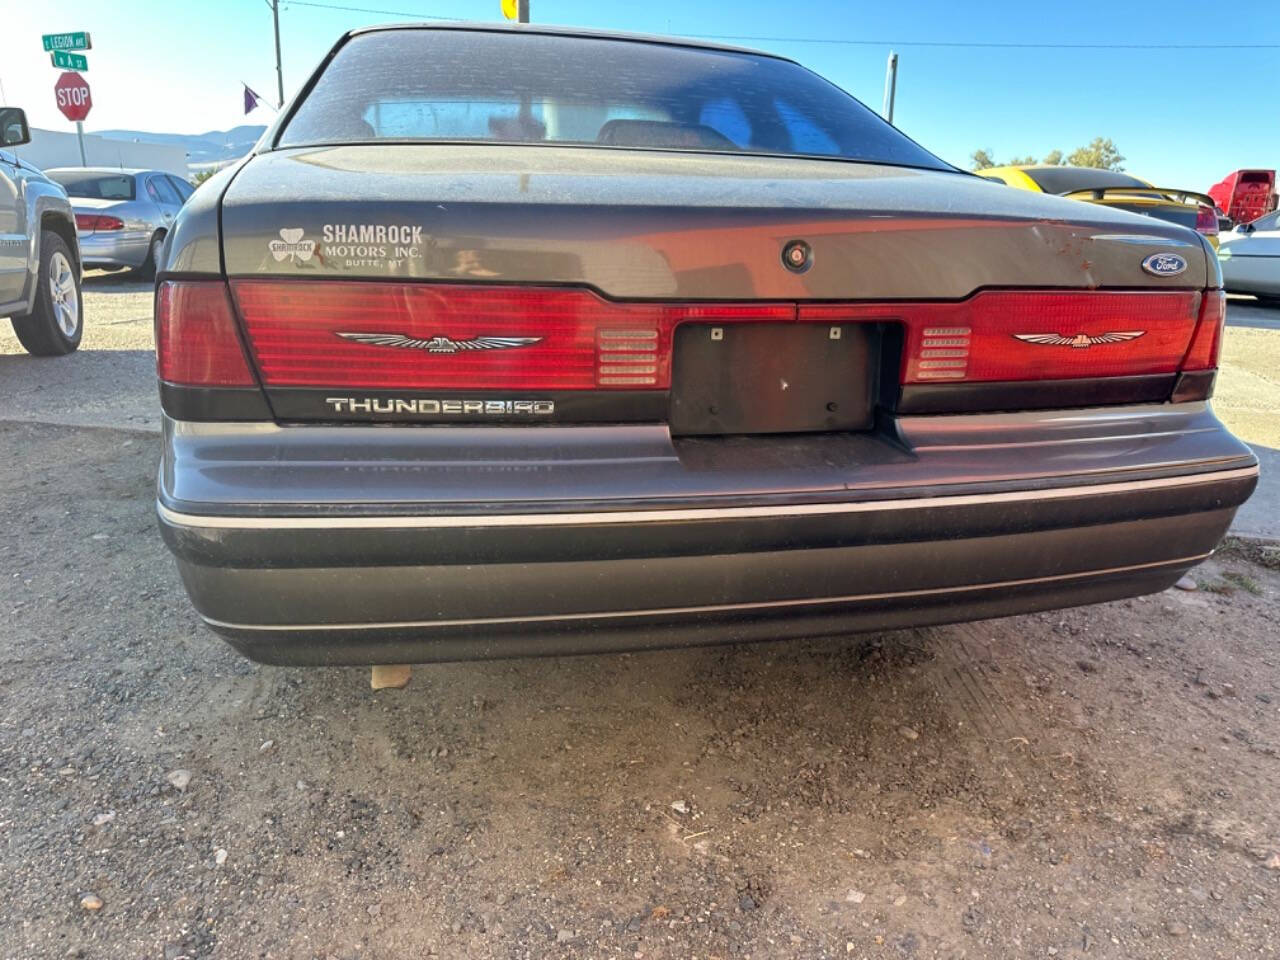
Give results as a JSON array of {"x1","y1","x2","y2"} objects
[{"x1": 10, "y1": 231, "x2": 83, "y2": 356}]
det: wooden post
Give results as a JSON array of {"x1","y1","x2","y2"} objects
[{"x1": 371, "y1": 664, "x2": 412, "y2": 690}]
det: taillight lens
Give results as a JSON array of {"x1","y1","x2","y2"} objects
[
  {"x1": 75, "y1": 214, "x2": 125, "y2": 233},
  {"x1": 226, "y1": 281, "x2": 1209, "y2": 393},
  {"x1": 1195, "y1": 205, "x2": 1219, "y2": 237},
  {"x1": 232, "y1": 280, "x2": 790, "y2": 390},
  {"x1": 815, "y1": 290, "x2": 1201, "y2": 384},
  {"x1": 1181, "y1": 289, "x2": 1225, "y2": 371},
  {"x1": 156, "y1": 281, "x2": 257, "y2": 386}
]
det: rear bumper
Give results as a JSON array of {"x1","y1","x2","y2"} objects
[
  {"x1": 156, "y1": 403, "x2": 1258, "y2": 665},
  {"x1": 78, "y1": 231, "x2": 149, "y2": 269}
]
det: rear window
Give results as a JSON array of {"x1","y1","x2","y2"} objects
[
  {"x1": 1251, "y1": 211, "x2": 1280, "y2": 231},
  {"x1": 49, "y1": 173, "x2": 136, "y2": 200},
  {"x1": 279, "y1": 29, "x2": 949, "y2": 170},
  {"x1": 1023, "y1": 167, "x2": 1148, "y2": 195}
]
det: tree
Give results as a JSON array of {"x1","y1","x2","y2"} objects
[
  {"x1": 969, "y1": 139, "x2": 1125, "y2": 171},
  {"x1": 192, "y1": 169, "x2": 217, "y2": 186},
  {"x1": 970, "y1": 149, "x2": 996, "y2": 171},
  {"x1": 1065, "y1": 137, "x2": 1124, "y2": 171}
]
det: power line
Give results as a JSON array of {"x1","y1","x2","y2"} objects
[
  {"x1": 283, "y1": 0, "x2": 465, "y2": 20},
  {"x1": 684, "y1": 32, "x2": 1280, "y2": 50},
  {"x1": 281, "y1": 1, "x2": 1280, "y2": 50}
]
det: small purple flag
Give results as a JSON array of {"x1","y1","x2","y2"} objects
[{"x1": 243, "y1": 84, "x2": 263, "y2": 115}]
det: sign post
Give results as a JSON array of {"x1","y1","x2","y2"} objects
[
  {"x1": 43, "y1": 32, "x2": 96, "y2": 167},
  {"x1": 882, "y1": 51, "x2": 898, "y2": 125},
  {"x1": 501, "y1": 0, "x2": 529, "y2": 21},
  {"x1": 53, "y1": 71, "x2": 93, "y2": 165}
]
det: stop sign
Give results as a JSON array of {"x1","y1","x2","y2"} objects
[{"x1": 54, "y1": 71, "x2": 92, "y2": 122}]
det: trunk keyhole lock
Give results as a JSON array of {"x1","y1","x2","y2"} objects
[{"x1": 782, "y1": 239, "x2": 812, "y2": 273}]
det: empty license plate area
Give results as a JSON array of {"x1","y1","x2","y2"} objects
[{"x1": 669, "y1": 323, "x2": 876, "y2": 436}]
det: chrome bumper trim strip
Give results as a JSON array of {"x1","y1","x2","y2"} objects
[{"x1": 158, "y1": 466, "x2": 1259, "y2": 531}]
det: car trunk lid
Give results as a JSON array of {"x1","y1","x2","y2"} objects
[
  {"x1": 219, "y1": 145, "x2": 1208, "y2": 297},
  {"x1": 181, "y1": 145, "x2": 1221, "y2": 428}
]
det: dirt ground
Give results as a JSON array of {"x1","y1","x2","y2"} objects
[{"x1": 1, "y1": 418, "x2": 1278, "y2": 960}]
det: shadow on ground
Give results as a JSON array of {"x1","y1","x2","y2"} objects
[
  {"x1": 1233, "y1": 443, "x2": 1279, "y2": 539},
  {"x1": 1225, "y1": 296, "x2": 1280, "y2": 331},
  {"x1": 82, "y1": 271, "x2": 154, "y2": 295},
  {"x1": 0, "y1": 350, "x2": 159, "y2": 431}
]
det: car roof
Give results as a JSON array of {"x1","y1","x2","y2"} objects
[
  {"x1": 45, "y1": 167, "x2": 164, "y2": 176},
  {"x1": 982, "y1": 164, "x2": 1143, "y2": 175},
  {"x1": 980, "y1": 165, "x2": 1155, "y2": 188},
  {"x1": 345, "y1": 20, "x2": 791, "y2": 63}
]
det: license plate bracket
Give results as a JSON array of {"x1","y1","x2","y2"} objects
[{"x1": 669, "y1": 323, "x2": 875, "y2": 436}]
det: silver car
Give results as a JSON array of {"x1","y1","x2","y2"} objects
[
  {"x1": 45, "y1": 167, "x2": 194, "y2": 279},
  {"x1": 1217, "y1": 209, "x2": 1280, "y2": 304}
]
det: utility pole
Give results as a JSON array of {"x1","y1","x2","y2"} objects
[
  {"x1": 270, "y1": 0, "x2": 284, "y2": 107},
  {"x1": 882, "y1": 51, "x2": 898, "y2": 125},
  {"x1": 517, "y1": 0, "x2": 529, "y2": 22}
]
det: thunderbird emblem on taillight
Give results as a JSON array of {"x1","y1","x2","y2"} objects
[
  {"x1": 1012, "y1": 331, "x2": 1146, "y2": 348},
  {"x1": 335, "y1": 332, "x2": 542, "y2": 353}
]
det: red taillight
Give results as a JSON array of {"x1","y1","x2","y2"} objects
[
  {"x1": 227, "y1": 281, "x2": 1206, "y2": 393},
  {"x1": 156, "y1": 281, "x2": 257, "y2": 387},
  {"x1": 867, "y1": 290, "x2": 1201, "y2": 384},
  {"x1": 1195, "y1": 205, "x2": 1219, "y2": 237},
  {"x1": 75, "y1": 214, "x2": 124, "y2": 233},
  {"x1": 232, "y1": 280, "x2": 790, "y2": 390},
  {"x1": 1181, "y1": 289, "x2": 1225, "y2": 371}
]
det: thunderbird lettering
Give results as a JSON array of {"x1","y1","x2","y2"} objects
[{"x1": 323, "y1": 397, "x2": 555, "y2": 416}]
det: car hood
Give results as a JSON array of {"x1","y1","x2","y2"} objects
[{"x1": 215, "y1": 144, "x2": 1211, "y2": 299}]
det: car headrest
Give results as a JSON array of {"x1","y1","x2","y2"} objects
[
  {"x1": 334, "y1": 117, "x2": 376, "y2": 140},
  {"x1": 489, "y1": 113, "x2": 547, "y2": 142},
  {"x1": 596, "y1": 119, "x2": 737, "y2": 150}
]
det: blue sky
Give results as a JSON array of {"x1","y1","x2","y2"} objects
[{"x1": 3, "y1": 0, "x2": 1277, "y2": 190}]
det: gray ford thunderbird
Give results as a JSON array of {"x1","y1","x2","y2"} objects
[{"x1": 155, "y1": 23, "x2": 1257, "y2": 666}]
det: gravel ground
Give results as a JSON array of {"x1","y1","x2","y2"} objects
[
  {"x1": 1, "y1": 277, "x2": 1278, "y2": 959},
  {"x1": 1216, "y1": 297, "x2": 1280, "y2": 539},
  {"x1": 0, "y1": 274, "x2": 159, "y2": 432}
]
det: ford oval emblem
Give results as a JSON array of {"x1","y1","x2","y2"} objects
[{"x1": 1141, "y1": 253, "x2": 1187, "y2": 277}]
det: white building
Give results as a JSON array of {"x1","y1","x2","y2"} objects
[{"x1": 12, "y1": 127, "x2": 188, "y2": 176}]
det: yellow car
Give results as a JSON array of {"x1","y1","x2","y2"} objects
[{"x1": 978, "y1": 165, "x2": 1221, "y2": 248}]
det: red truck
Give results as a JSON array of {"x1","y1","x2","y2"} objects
[{"x1": 1209, "y1": 170, "x2": 1277, "y2": 225}]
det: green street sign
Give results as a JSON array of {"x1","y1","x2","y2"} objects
[
  {"x1": 42, "y1": 32, "x2": 92, "y2": 52},
  {"x1": 50, "y1": 50, "x2": 88, "y2": 71}
]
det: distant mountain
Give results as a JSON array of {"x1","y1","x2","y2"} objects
[{"x1": 92, "y1": 125, "x2": 267, "y2": 166}]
